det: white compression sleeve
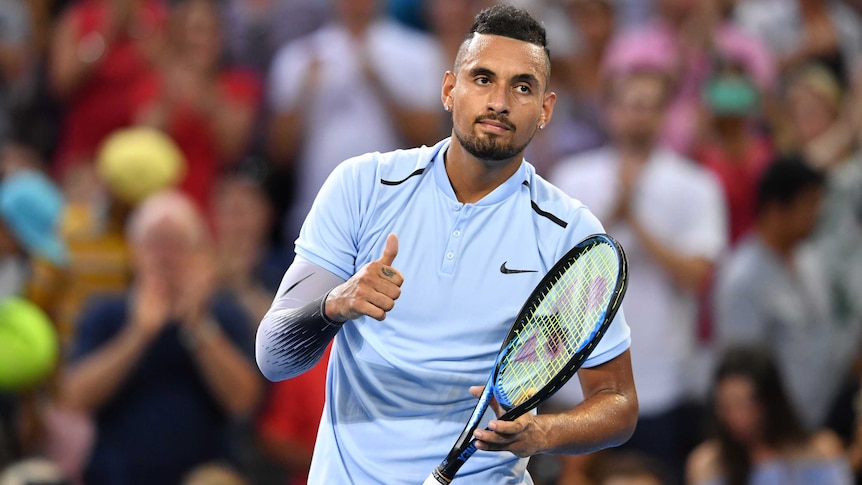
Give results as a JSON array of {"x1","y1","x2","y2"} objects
[{"x1": 255, "y1": 258, "x2": 346, "y2": 381}]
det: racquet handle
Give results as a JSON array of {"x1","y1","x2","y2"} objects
[{"x1": 422, "y1": 469, "x2": 452, "y2": 485}]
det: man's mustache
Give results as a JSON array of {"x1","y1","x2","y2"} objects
[{"x1": 474, "y1": 114, "x2": 516, "y2": 131}]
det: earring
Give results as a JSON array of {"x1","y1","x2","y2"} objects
[
  {"x1": 539, "y1": 124, "x2": 545, "y2": 130},
  {"x1": 444, "y1": 105, "x2": 451, "y2": 112}
]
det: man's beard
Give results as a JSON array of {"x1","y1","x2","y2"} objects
[{"x1": 454, "y1": 116, "x2": 532, "y2": 162}]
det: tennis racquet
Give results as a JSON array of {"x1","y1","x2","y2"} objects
[{"x1": 422, "y1": 233, "x2": 628, "y2": 484}]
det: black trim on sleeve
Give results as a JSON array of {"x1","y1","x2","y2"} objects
[{"x1": 530, "y1": 201, "x2": 568, "y2": 228}]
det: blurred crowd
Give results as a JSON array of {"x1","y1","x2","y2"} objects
[{"x1": 0, "y1": 0, "x2": 861, "y2": 484}]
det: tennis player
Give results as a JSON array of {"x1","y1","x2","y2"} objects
[{"x1": 256, "y1": 5, "x2": 637, "y2": 484}]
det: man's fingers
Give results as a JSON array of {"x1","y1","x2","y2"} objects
[{"x1": 378, "y1": 233, "x2": 399, "y2": 267}]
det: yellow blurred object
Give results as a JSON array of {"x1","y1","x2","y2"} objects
[
  {"x1": 96, "y1": 127, "x2": 187, "y2": 203},
  {"x1": 0, "y1": 296, "x2": 59, "y2": 391}
]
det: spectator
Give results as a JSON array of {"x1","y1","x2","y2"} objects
[
  {"x1": 256, "y1": 346, "x2": 330, "y2": 485},
  {"x1": 61, "y1": 190, "x2": 262, "y2": 485},
  {"x1": 551, "y1": 68, "x2": 727, "y2": 480},
  {"x1": 687, "y1": 346, "x2": 852, "y2": 485},
  {"x1": 212, "y1": 172, "x2": 279, "y2": 324},
  {"x1": 49, "y1": 0, "x2": 168, "y2": 178},
  {"x1": 694, "y1": 62, "x2": 773, "y2": 245},
  {"x1": 424, "y1": 0, "x2": 491, "y2": 67},
  {"x1": 712, "y1": 156, "x2": 839, "y2": 428},
  {"x1": 267, "y1": 0, "x2": 447, "y2": 244},
  {"x1": 27, "y1": 127, "x2": 187, "y2": 343},
  {"x1": 0, "y1": 169, "x2": 67, "y2": 298},
  {"x1": 733, "y1": 0, "x2": 862, "y2": 86},
  {"x1": 0, "y1": 0, "x2": 34, "y2": 149},
  {"x1": 132, "y1": 0, "x2": 262, "y2": 207},
  {"x1": 221, "y1": 0, "x2": 329, "y2": 76},
  {"x1": 527, "y1": 0, "x2": 618, "y2": 174}
]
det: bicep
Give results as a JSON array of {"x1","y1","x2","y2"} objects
[
  {"x1": 577, "y1": 349, "x2": 636, "y2": 402},
  {"x1": 268, "y1": 258, "x2": 346, "y2": 314}
]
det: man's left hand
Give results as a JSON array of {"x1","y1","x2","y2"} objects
[{"x1": 468, "y1": 385, "x2": 550, "y2": 458}]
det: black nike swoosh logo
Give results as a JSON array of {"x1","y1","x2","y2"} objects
[{"x1": 500, "y1": 262, "x2": 538, "y2": 274}]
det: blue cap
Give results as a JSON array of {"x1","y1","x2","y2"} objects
[{"x1": 0, "y1": 171, "x2": 67, "y2": 266}]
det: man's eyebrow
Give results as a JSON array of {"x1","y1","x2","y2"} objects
[
  {"x1": 513, "y1": 73, "x2": 540, "y2": 87},
  {"x1": 467, "y1": 67, "x2": 543, "y2": 90},
  {"x1": 468, "y1": 67, "x2": 496, "y2": 78}
]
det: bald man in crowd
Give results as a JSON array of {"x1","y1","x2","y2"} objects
[{"x1": 62, "y1": 190, "x2": 262, "y2": 485}]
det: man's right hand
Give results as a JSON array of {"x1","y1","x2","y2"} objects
[
  {"x1": 324, "y1": 234, "x2": 404, "y2": 322},
  {"x1": 132, "y1": 273, "x2": 171, "y2": 339}
]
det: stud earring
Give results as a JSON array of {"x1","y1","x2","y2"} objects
[{"x1": 539, "y1": 124, "x2": 545, "y2": 130}]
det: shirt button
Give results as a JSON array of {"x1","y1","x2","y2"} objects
[
  {"x1": 446, "y1": 252, "x2": 454, "y2": 260},
  {"x1": 453, "y1": 230, "x2": 461, "y2": 237}
]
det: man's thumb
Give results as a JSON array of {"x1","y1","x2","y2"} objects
[{"x1": 378, "y1": 233, "x2": 398, "y2": 266}]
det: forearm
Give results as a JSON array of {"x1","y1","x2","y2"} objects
[
  {"x1": 255, "y1": 260, "x2": 345, "y2": 381},
  {"x1": 536, "y1": 387, "x2": 638, "y2": 455},
  {"x1": 184, "y1": 318, "x2": 263, "y2": 417},
  {"x1": 364, "y1": 69, "x2": 442, "y2": 146},
  {"x1": 267, "y1": 111, "x2": 304, "y2": 167},
  {"x1": 62, "y1": 324, "x2": 152, "y2": 412},
  {"x1": 257, "y1": 292, "x2": 341, "y2": 381},
  {"x1": 629, "y1": 218, "x2": 712, "y2": 291}
]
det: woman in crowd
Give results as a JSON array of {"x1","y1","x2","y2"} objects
[{"x1": 687, "y1": 346, "x2": 852, "y2": 485}]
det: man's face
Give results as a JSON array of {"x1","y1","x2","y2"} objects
[
  {"x1": 606, "y1": 73, "x2": 667, "y2": 150},
  {"x1": 443, "y1": 34, "x2": 555, "y2": 165},
  {"x1": 784, "y1": 186, "x2": 824, "y2": 242},
  {"x1": 134, "y1": 218, "x2": 196, "y2": 293}
]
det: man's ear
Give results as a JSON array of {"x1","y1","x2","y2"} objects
[
  {"x1": 540, "y1": 90, "x2": 557, "y2": 129},
  {"x1": 441, "y1": 71, "x2": 456, "y2": 110}
]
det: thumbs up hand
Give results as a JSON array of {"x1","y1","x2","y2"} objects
[{"x1": 324, "y1": 234, "x2": 404, "y2": 323}]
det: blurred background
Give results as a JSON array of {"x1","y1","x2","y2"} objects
[{"x1": 0, "y1": 0, "x2": 861, "y2": 484}]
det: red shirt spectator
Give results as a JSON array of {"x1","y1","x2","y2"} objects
[
  {"x1": 257, "y1": 345, "x2": 331, "y2": 485},
  {"x1": 696, "y1": 136, "x2": 773, "y2": 244},
  {"x1": 130, "y1": 0, "x2": 261, "y2": 208},
  {"x1": 130, "y1": 68, "x2": 260, "y2": 207},
  {"x1": 50, "y1": 0, "x2": 167, "y2": 176}
]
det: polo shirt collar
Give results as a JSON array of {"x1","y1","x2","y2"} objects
[{"x1": 432, "y1": 138, "x2": 529, "y2": 207}]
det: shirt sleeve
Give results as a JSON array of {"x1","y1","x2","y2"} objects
[
  {"x1": 69, "y1": 297, "x2": 126, "y2": 363},
  {"x1": 268, "y1": 40, "x2": 311, "y2": 112}
]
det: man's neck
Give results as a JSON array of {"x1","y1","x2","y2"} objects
[
  {"x1": 615, "y1": 141, "x2": 654, "y2": 165},
  {"x1": 757, "y1": 221, "x2": 795, "y2": 262},
  {"x1": 444, "y1": 141, "x2": 523, "y2": 204}
]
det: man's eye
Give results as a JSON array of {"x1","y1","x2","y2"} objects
[
  {"x1": 516, "y1": 85, "x2": 531, "y2": 94},
  {"x1": 476, "y1": 77, "x2": 490, "y2": 84}
]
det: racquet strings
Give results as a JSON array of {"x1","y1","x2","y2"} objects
[{"x1": 496, "y1": 240, "x2": 619, "y2": 408}]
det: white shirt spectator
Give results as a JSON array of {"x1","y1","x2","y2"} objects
[
  {"x1": 268, "y1": 19, "x2": 446, "y2": 243},
  {"x1": 550, "y1": 146, "x2": 727, "y2": 415}
]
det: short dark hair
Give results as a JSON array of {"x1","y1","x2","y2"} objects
[
  {"x1": 455, "y1": 5, "x2": 551, "y2": 78},
  {"x1": 755, "y1": 155, "x2": 826, "y2": 214}
]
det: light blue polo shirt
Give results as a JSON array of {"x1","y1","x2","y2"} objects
[{"x1": 296, "y1": 138, "x2": 630, "y2": 485}]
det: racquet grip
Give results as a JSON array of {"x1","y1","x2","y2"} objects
[{"x1": 423, "y1": 468, "x2": 453, "y2": 485}]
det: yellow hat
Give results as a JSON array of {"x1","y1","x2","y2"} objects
[{"x1": 96, "y1": 127, "x2": 187, "y2": 204}]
